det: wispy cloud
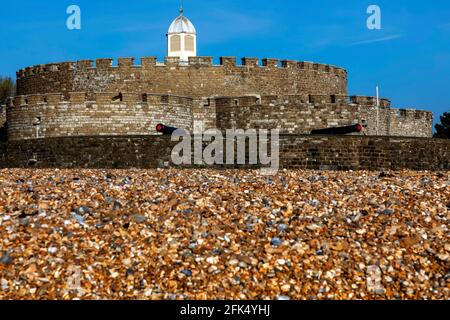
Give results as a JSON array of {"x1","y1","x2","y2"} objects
[{"x1": 351, "y1": 34, "x2": 403, "y2": 46}]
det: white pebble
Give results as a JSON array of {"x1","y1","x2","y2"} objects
[
  {"x1": 277, "y1": 259, "x2": 286, "y2": 265},
  {"x1": 48, "y1": 247, "x2": 58, "y2": 254}
]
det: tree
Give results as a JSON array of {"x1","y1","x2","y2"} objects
[
  {"x1": 0, "y1": 77, "x2": 15, "y2": 105},
  {"x1": 434, "y1": 112, "x2": 450, "y2": 139}
]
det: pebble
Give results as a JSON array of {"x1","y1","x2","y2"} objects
[
  {"x1": 132, "y1": 214, "x2": 147, "y2": 223},
  {"x1": 47, "y1": 247, "x2": 58, "y2": 254},
  {"x1": 72, "y1": 214, "x2": 86, "y2": 226},
  {"x1": 270, "y1": 237, "x2": 282, "y2": 247},
  {"x1": 125, "y1": 268, "x2": 134, "y2": 277},
  {"x1": 0, "y1": 168, "x2": 447, "y2": 300},
  {"x1": 436, "y1": 253, "x2": 449, "y2": 262},
  {"x1": 281, "y1": 284, "x2": 291, "y2": 292},
  {"x1": 74, "y1": 206, "x2": 92, "y2": 216},
  {"x1": 181, "y1": 269, "x2": 193, "y2": 277},
  {"x1": 206, "y1": 256, "x2": 219, "y2": 264},
  {"x1": 1, "y1": 278, "x2": 8, "y2": 291},
  {"x1": 0, "y1": 252, "x2": 12, "y2": 265},
  {"x1": 19, "y1": 217, "x2": 30, "y2": 226},
  {"x1": 112, "y1": 201, "x2": 122, "y2": 211},
  {"x1": 306, "y1": 224, "x2": 321, "y2": 231},
  {"x1": 277, "y1": 259, "x2": 286, "y2": 266}
]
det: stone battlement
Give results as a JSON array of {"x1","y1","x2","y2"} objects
[
  {"x1": 214, "y1": 94, "x2": 432, "y2": 137},
  {"x1": 5, "y1": 91, "x2": 433, "y2": 139},
  {"x1": 6, "y1": 92, "x2": 194, "y2": 141},
  {"x1": 349, "y1": 95, "x2": 391, "y2": 108},
  {"x1": 9, "y1": 55, "x2": 434, "y2": 140},
  {"x1": 16, "y1": 56, "x2": 348, "y2": 99},
  {"x1": 8, "y1": 92, "x2": 194, "y2": 108},
  {"x1": 214, "y1": 94, "x2": 393, "y2": 107},
  {"x1": 10, "y1": 92, "x2": 429, "y2": 113},
  {"x1": 16, "y1": 56, "x2": 347, "y2": 78}
]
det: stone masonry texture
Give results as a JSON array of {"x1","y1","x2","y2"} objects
[
  {"x1": 6, "y1": 56, "x2": 433, "y2": 141},
  {"x1": 16, "y1": 57, "x2": 348, "y2": 98},
  {"x1": 0, "y1": 56, "x2": 438, "y2": 170},
  {"x1": 6, "y1": 93, "x2": 193, "y2": 140},
  {"x1": 0, "y1": 135, "x2": 448, "y2": 171}
]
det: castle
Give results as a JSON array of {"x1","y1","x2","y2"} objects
[
  {"x1": 0, "y1": 8, "x2": 447, "y2": 171},
  {"x1": 0, "y1": 8, "x2": 433, "y2": 141}
]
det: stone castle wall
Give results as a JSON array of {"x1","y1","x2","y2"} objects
[
  {"x1": 6, "y1": 92, "x2": 194, "y2": 140},
  {"x1": 1, "y1": 135, "x2": 448, "y2": 171},
  {"x1": 8, "y1": 56, "x2": 434, "y2": 139},
  {"x1": 5, "y1": 92, "x2": 433, "y2": 140},
  {"x1": 350, "y1": 96, "x2": 433, "y2": 137},
  {"x1": 215, "y1": 95, "x2": 433, "y2": 137},
  {"x1": 16, "y1": 57, "x2": 348, "y2": 98},
  {"x1": 215, "y1": 95, "x2": 359, "y2": 134}
]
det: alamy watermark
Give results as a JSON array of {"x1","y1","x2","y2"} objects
[
  {"x1": 170, "y1": 128, "x2": 280, "y2": 176},
  {"x1": 66, "y1": 5, "x2": 81, "y2": 30},
  {"x1": 66, "y1": 4, "x2": 380, "y2": 32},
  {"x1": 367, "y1": 5, "x2": 382, "y2": 30},
  {"x1": 65, "y1": 265, "x2": 84, "y2": 296}
]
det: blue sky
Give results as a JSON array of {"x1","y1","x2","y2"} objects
[{"x1": 0, "y1": 0, "x2": 449, "y2": 125}]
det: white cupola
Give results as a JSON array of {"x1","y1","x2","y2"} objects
[{"x1": 167, "y1": 6, "x2": 197, "y2": 62}]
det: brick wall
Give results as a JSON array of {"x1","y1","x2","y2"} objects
[{"x1": 0, "y1": 135, "x2": 448, "y2": 170}]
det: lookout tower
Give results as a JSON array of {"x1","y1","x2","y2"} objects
[{"x1": 167, "y1": 5, "x2": 197, "y2": 62}]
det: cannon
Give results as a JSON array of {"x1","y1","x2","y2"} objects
[
  {"x1": 311, "y1": 123, "x2": 363, "y2": 135},
  {"x1": 155, "y1": 123, "x2": 179, "y2": 135}
]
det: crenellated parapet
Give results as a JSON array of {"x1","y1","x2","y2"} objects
[
  {"x1": 7, "y1": 92, "x2": 193, "y2": 109},
  {"x1": 215, "y1": 94, "x2": 351, "y2": 108},
  {"x1": 388, "y1": 108, "x2": 433, "y2": 137},
  {"x1": 349, "y1": 95, "x2": 391, "y2": 108},
  {"x1": 16, "y1": 56, "x2": 347, "y2": 78},
  {"x1": 16, "y1": 56, "x2": 348, "y2": 98},
  {"x1": 4, "y1": 89, "x2": 434, "y2": 140},
  {"x1": 392, "y1": 108, "x2": 433, "y2": 120},
  {"x1": 16, "y1": 62, "x2": 74, "y2": 78},
  {"x1": 214, "y1": 94, "x2": 433, "y2": 137},
  {"x1": 215, "y1": 94, "x2": 362, "y2": 134},
  {"x1": 10, "y1": 56, "x2": 434, "y2": 140},
  {"x1": 347, "y1": 96, "x2": 432, "y2": 137},
  {"x1": 6, "y1": 92, "x2": 194, "y2": 141}
]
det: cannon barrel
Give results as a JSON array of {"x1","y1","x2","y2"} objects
[
  {"x1": 311, "y1": 124, "x2": 363, "y2": 135},
  {"x1": 155, "y1": 124, "x2": 179, "y2": 135}
]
